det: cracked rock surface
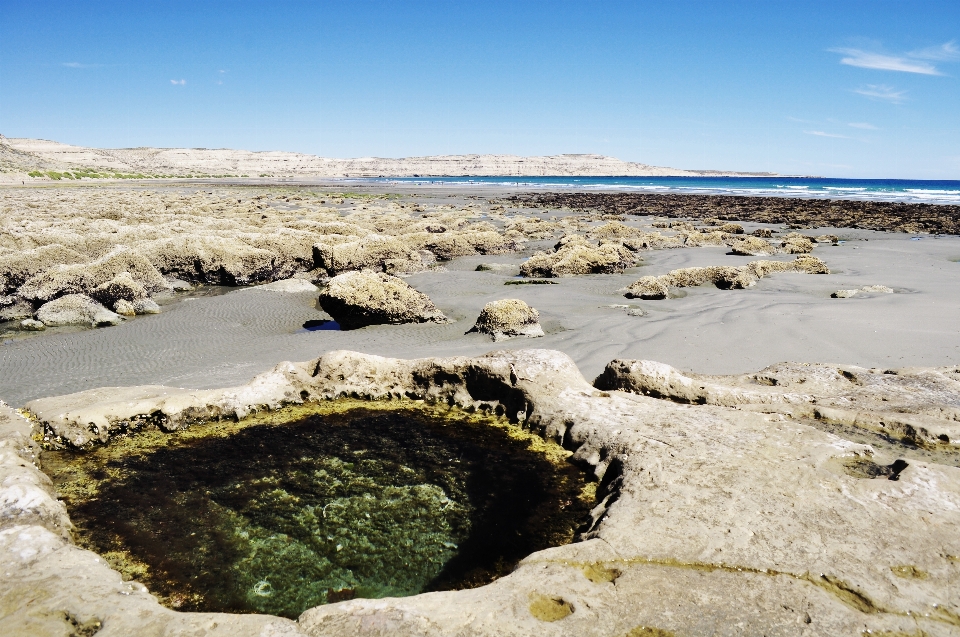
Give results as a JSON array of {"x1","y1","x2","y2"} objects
[{"x1": 5, "y1": 349, "x2": 959, "y2": 636}]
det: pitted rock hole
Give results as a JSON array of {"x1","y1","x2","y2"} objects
[{"x1": 44, "y1": 404, "x2": 593, "y2": 619}]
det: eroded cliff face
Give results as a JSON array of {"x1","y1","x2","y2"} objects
[
  {"x1": 3, "y1": 137, "x2": 768, "y2": 178},
  {"x1": 4, "y1": 349, "x2": 960, "y2": 637}
]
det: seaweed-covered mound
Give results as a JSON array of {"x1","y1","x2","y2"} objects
[
  {"x1": 317, "y1": 271, "x2": 449, "y2": 330},
  {"x1": 623, "y1": 256, "x2": 829, "y2": 298},
  {"x1": 18, "y1": 247, "x2": 170, "y2": 304},
  {"x1": 312, "y1": 234, "x2": 427, "y2": 276},
  {"x1": 467, "y1": 299, "x2": 544, "y2": 341},
  {"x1": 519, "y1": 241, "x2": 637, "y2": 277}
]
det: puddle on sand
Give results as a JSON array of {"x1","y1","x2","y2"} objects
[
  {"x1": 43, "y1": 401, "x2": 594, "y2": 619},
  {"x1": 301, "y1": 319, "x2": 340, "y2": 331}
]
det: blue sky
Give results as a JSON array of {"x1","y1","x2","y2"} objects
[{"x1": 1, "y1": 1, "x2": 958, "y2": 178}]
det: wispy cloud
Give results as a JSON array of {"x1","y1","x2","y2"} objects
[
  {"x1": 805, "y1": 130, "x2": 849, "y2": 139},
  {"x1": 831, "y1": 40, "x2": 960, "y2": 75},
  {"x1": 62, "y1": 62, "x2": 102, "y2": 69},
  {"x1": 854, "y1": 84, "x2": 906, "y2": 103},
  {"x1": 848, "y1": 122, "x2": 877, "y2": 130},
  {"x1": 170, "y1": 79, "x2": 186, "y2": 85},
  {"x1": 909, "y1": 40, "x2": 960, "y2": 61},
  {"x1": 831, "y1": 48, "x2": 940, "y2": 75}
]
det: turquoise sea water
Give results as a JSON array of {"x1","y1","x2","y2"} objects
[{"x1": 372, "y1": 176, "x2": 960, "y2": 205}]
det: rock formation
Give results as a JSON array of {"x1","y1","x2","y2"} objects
[
  {"x1": 0, "y1": 295, "x2": 33, "y2": 321},
  {"x1": 317, "y1": 271, "x2": 449, "y2": 330},
  {"x1": 730, "y1": 235, "x2": 778, "y2": 256},
  {"x1": 779, "y1": 232, "x2": 815, "y2": 254},
  {"x1": 18, "y1": 248, "x2": 170, "y2": 304},
  {"x1": 623, "y1": 256, "x2": 830, "y2": 299},
  {"x1": 512, "y1": 191, "x2": 960, "y2": 235},
  {"x1": 34, "y1": 294, "x2": 123, "y2": 327},
  {"x1": 475, "y1": 263, "x2": 521, "y2": 276},
  {"x1": 520, "y1": 241, "x2": 637, "y2": 277},
  {"x1": 466, "y1": 299, "x2": 545, "y2": 341},
  {"x1": 0, "y1": 244, "x2": 88, "y2": 295},
  {"x1": 6, "y1": 349, "x2": 959, "y2": 636},
  {"x1": 832, "y1": 285, "x2": 895, "y2": 298}
]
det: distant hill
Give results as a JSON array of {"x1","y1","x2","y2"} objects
[{"x1": 0, "y1": 135, "x2": 777, "y2": 181}]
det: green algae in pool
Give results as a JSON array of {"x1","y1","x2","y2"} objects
[{"x1": 44, "y1": 401, "x2": 594, "y2": 619}]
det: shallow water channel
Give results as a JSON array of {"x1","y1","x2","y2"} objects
[{"x1": 43, "y1": 401, "x2": 594, "y2": 619}]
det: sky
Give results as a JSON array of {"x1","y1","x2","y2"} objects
[{"x1": 1, "y1": 1, "x2": 958, "y2": 178}]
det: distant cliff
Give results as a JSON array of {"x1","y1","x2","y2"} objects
[{"x1": 0, "y1": 136, "x2": 776, "y2": 180}]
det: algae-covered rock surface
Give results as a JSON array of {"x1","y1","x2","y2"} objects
[
  {"x1": 317, "y1": 271, "x2": 449, "y2": 330},
  {"x1": 41, "y1": 400, "x2": 593, "y2": 620},
  {"x1": 467, "y1": 299, "x2": 544, "y2": 341}
]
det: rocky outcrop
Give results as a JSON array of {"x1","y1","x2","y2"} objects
[
  {"x1": 18, "y1": 247, "x2": 170, "y2": 303},
  {"x1": 520, "y1": 241, "x2": 636, "y2": 277},
  {"x1": 312, "y1": 234, "x2": 427, "y2": 276},
  {"x1": 780, "y1": 232, "x2": 815, "y2": 254},
  {"x1": 620, "y1": 276, "x2": 669, "y2": 299},
  {"x1": 593, "y1": 357, "x2": 960, "y2": 448},
  {"x1": 19, "y1": 318, "x2": 45, "y2": 330},
  {"x1": 466, "y1": 299, "x2": 545, "y2": 341},
  {"x1": 402, "y1": 230, "x2": 516, "y2": 260},
  {"x1": 620, "y1": 232, "x2": 685, "y2": 251},
  {"x1": 730, "y1": 235, "x2": 777, "y2": 256},
  {"x1": 317, "y1": 271, "x2": 449, "y2": 330},
  {"x1": 716, "y1": 222, "x2": 744, "y2": 234},
  {"x1": 34, "y1": 294, "x2": 123, "y2": 327},
  {"x1": 0, "y1": 244, "x2": 88, "y2": 294},
  {"x1": 0, "y1": 295, "x2": 33, "y2": 321},
  {"x1": 137, "y1": 235, "x2": 286, "y2": 285},
  {"x1": 832, "y1": 285, "x2": 894, "y2": 298},
  {"x1": 677, "y1": 230, "x2": 729, "y2": 247},
  {"x1": 585, "y1": 222, "x2": 643, "y2": 241},
  {"x1": 11, "y1": 349, "x2": 960, "y2": 636},
  {"x1": 623, "y1": 256, "x2": 830, "y2": 299},
  {"x1": 90, "y1": 271, "x2": 148, "y2": 307},
  {"x1": 512, "y1": 191, "x2": 960, "y2": 235},
  {"x1": 475, "y1": 263, "x2": 521, "y2": 276}
]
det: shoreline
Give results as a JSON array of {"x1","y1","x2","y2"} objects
[{"x1": 4, "y1": 175, "x2": 959, "y2": 205}]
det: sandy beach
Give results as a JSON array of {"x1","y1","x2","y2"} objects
[{"x1": 1, "y1": 181, "x2": 959, "y2": 405}]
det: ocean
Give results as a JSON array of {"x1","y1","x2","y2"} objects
[{"x1": 372, "y1": 176, "x2": 960, "y2": 205}]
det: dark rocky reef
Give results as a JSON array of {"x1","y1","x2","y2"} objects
[{"x1": 509, "y1": 192, "x2": 960, "y2": 234}]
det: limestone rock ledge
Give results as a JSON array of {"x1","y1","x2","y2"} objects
[{"x1": 5, "y1": 350, "x2": 960, "y2": 636}]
